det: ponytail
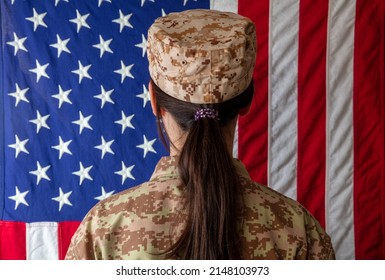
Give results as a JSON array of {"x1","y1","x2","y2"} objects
[{"x1": 152, "y1": 80, "x2": 254, "y2": 259}]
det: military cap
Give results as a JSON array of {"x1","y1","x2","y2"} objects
[{"x1": 147, "y1": 9, "x2": 256, "y2": 104}]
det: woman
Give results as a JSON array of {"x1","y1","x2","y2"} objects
[{"x1": 65, "y1": 9, "x2": 335, "y2": 260}]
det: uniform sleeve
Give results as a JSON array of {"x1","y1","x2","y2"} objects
[
  {"x1": 302, "y1": 211, "x2": 336, "y2": 260},
  {"x1": 64, "y1": 211, "x2": 100, "y2": 260}
]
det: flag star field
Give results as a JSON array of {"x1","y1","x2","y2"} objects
[{"x1": 1, "y1": 0, "x2": 209, "y2": 222}]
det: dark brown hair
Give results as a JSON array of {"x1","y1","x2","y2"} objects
[{"x1": 152, "y1": 80, "x2": 254, "y2": 259}]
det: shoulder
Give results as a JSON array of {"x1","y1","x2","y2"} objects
[
  {"x1": 66, "y1": 166, "x2": 183, "y2": 260},
  {"x1": 93, "y1": 166, "x2": 182, "y2": 216},
  {"x1": 239, "y1": 174, "x2": 335, "y2": 259},
  {"x1": 65, "y1": 181, "x2": 154, "y2": 260},
  {"x1": 241, "y1": 177, "x2": 308, "y2": 233},
  {"x1": 85, "y1": 164, "x2": 183, "y2": 220}
]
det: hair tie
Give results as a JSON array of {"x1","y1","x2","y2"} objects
[{"x1": 194, "y1": 108, "x2": 219, "y2": 121}]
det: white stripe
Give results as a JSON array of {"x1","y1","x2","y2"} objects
[
  {"x1": 26, "y1": 222, "x2": 58, "y2": 260},
  {"x1": 210, "y1": 0, "x2": 238, "y2": 13},
  {"x1": 268, "y1": 0, "x2": 299, "y2": 199},
  {"x1": 233, "y1": 120, "x2": 238, "y2": 158},
  {"x1": 326, "y1": 0, "x2": 356, "y2": 260}
]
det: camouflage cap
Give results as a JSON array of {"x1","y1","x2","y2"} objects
[{"x1": 147, "y1": 9, "x2": 256, "y2": 104}]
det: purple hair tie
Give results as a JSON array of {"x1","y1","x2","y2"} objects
[{"x1": 194, "y1": 108, "x2": 219, "y2": 121}]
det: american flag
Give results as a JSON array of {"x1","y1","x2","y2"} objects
[{"x1": 0, "y1": 0, "x2": 384, "y2": 260}]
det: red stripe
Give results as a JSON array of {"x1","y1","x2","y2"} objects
[
  {"x1": 353, "y1": 0, "x2": 385, "y2": 259},
  {"x1": 238, "y1": 0, "x2": 269, "y2": 185},
  {"x1": 296, "y1": 0, "x2": 328, "y2": 227},
  {"x1": 0, "y1": 221, "x2": 26, "y2": 260},
  {"x1": 58, "y1": 221, "x2": 81, "y2": 260}
]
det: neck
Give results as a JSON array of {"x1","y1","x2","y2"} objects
[{"x1": 165, "y1": 114, "x2": 238, "y2": 157}]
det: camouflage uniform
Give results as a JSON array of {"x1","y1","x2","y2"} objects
[{"x1": 65, "y1": 156, "x2": 335, "y2": 260}]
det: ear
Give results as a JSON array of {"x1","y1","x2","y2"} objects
[
  {"x1": 149, "y1": 81, "x2": 157, "y2": 116},
  {"x1": 149, "y1": 81, "x2": 166, "y2": 117}
]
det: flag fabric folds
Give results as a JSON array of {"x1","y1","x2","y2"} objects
[
  {"x1": 0, "y1": 0, "x2": 384, "y2": 260},
  {"x1": 238, "y1": 0, "x2": 385, "y2": 259}
]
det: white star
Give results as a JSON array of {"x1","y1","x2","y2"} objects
[
  {"x1": 72, "y1": 162, "x2": 93, "y2": 185},
  {"x1": 71, "y1": 60, "x2": 92, "y2": 83},
  {"x1": 29, "y1": 59, "x2": 50, "y2": 82},
  {"x1": 184, "y1": 0, "x2": 197, "y2": 6},
  {"x1": 55, "y1": 0, "x2": 69, "y2": 6},
  {"x1": 136, "y1": 135, "x2": 157, "y2": 158},
  {"x1": 26, "y1": 8, "x2": 48, "y2": 31},
  {"x1": 136, "y1": 84, "x2": 150, "y2": 108},
  {"x1": 115, "y1": 111, "x2": 135, "y2": 134},
  {"x1": 8, "y1": 135, "x2": 29, "y2": 158},
  {"x1": 11, "y1": 0, "x2": 15, "y2": 4},
  {"x1": 98, "y1": 0, "x2": 111, "y2": 7},
  {"x1": 52, "y1": 85, "x2": 72, "y2": 108},
  {"x1": 29, "y1": 161, "x2": 51, "y2": 185},
  {"x1": 141, "y1": 0, "x2": 154, "y2": 7},
  {"x1": 93, "y1": 35, "x2": 113, "y2": 58},
  {"x1": 94, "y1": 85, "x2": 114, "y2": 108},
  {"x1": 114, "y1": 60, "x2": 134, "y2": 83},
  {"x1": 94, "y1": 136, "x2": 114, "y2": 159},
  {"x1": 52, "y1": 136, "x2": 72, "y2": 159},
  {"x1": 8, "y1": 83, "x2": 29, "y2": 107},
  {"x1": 69, "y1": 9, "x2": 90, "y2": 33},
  {"x1": 8, "y1": 186, "x2": 29, "y2": 210},
  {"x1": 115, "y1": 162, "x2": 135, "y2": 184},
  {"x1": 6, "y1": 32, "x2": 28, "y2": 56},
  {"x1": 52, "y1": 187, "x2": 72, "y2": 211},
  {"x1": 94, "y1": 186, "x2": 114, "y2": 201},
  {"x1": 72, "y1": 111, "x2": 93, "y2": 134},
  {"x1": 112, "y1": 9, "x2": 133, "y2": 33},
  {"x1": 135, "y1": 34, "x2": 147, "y2": 57},
  {"x1": 29, "y1": 110, "x2": 50, "y2": 133},
  {"x1": 50, "y1": 34, "x2": 70, "y2": 58},
  {"x1": 161, "y1": 9, "x2": 167, "y2": 17}
]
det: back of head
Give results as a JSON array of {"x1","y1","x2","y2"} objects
[{"x1": 147, "y1": 9, "x2": 257, "y2": 260}]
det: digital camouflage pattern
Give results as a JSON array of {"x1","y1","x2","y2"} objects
[
  {"x1": 147, "y1": 9, "x2": 256, "y2": 104},
  {"x1": 65, "y1": 157, "x2": 335, "y2": 260}
]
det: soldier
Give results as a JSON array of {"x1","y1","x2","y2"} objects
[{"x1": 65, "y1": 9, "x2": 335, "y2": 260}]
